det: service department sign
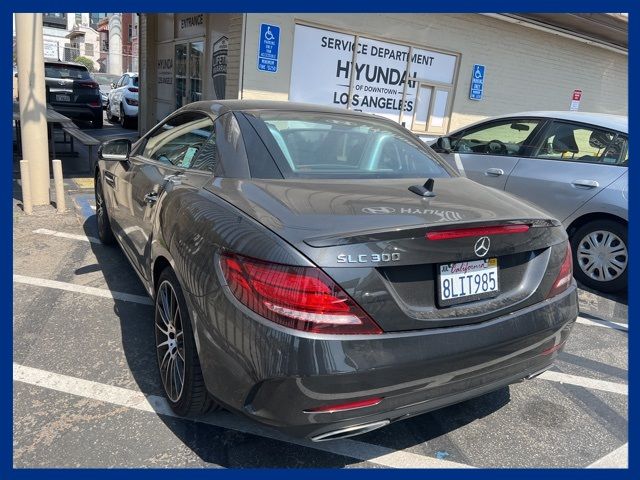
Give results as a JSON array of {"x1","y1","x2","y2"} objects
[{"x1": 289, "y1": 24, "x2": 458, "y2": 122}]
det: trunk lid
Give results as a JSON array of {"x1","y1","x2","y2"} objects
[{"x1": 206, "y1": 177, "x2": 567, "y2": 331}]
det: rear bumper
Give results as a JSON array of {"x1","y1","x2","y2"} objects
[
  {"x1": 191, "y1": 281, "x2": 577, "y2": 440},
  {"x1": 50, "y1": 103, "x2": 102, "y2": 121},
  {"x1": 122, "y1": 101, "x2": 138, "y2": 118}
]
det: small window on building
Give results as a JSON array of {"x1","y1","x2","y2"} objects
[{"x1": 84, "y1": 43, "x2": 93, "y2": 57}]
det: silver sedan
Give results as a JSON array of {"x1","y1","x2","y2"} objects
[{"x1": 431, "y1": 111, "x2": 628, "y2": 293}]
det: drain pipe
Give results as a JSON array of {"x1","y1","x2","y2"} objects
[
  {"x1": 52, "y1": 159, "x2": 65, "y2": 213},
  {"x1": 19, "y1": 160, "x2": 32, "y2": 215}
]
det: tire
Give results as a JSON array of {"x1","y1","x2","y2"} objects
[
  {"x1": 106, "y1": 102, "x2": 115, "y2": 122},
  {"x1": 570, "y1": 219, "x2": 628, "y2": 293},
  {"x1": 120, "y1": 103, "x2": 131, "y2": 129},
  {"x1": 95, "y1": 173, "x2": 116, "y2": 245},
  {"x1": 154, "y1": 267, "x2": 219, "y2": 417},
  {"x1": 92, "y1": 111, "x2": 103, "y2": 129}
]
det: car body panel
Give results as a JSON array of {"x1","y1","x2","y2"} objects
[
  {"x1": 504, "y1": 159, "x2": 627, "y2": 224},
  {"x1": 563, "y1": 170, "x2": 628, "y2": 228}
]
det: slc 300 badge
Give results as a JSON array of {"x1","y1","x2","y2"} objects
[{"x1": 337, "y1": 253, "x2": 401, "y2": 263}]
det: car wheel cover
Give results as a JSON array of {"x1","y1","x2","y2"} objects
[
  {"x1": 155, "y1": 280, "x2": 186, "y2": 402},
  {"x1": 577, "y1": 229, "x2": 627, "y2": 282}
]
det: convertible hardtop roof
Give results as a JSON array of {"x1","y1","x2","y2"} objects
[{"x1": 178, "y1": 99, "x2": 381, "y2": 120}]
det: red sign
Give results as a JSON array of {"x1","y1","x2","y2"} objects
[{"x1": 572, "y1": 89, "x2": 582, "y2": 101}]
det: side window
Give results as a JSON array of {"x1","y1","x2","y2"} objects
[
  {"x1": 451, "y1": 119, "x2": 541, "y2": 156},
  {"x1": 533, "y1": 121, "x2": 618, "y2": 164},
  {"x1": 601, "y1": 135, "x2": 628, "y2": 166},
  {"x1": 116, "y1": 75, "x2": 125, "y2": 87},
  {"x1": 121, "y1": 75, "x2": 130, "y2": 87},
  {"x1": 141, "y1": 112, "x2": 215, "y2": 169}
]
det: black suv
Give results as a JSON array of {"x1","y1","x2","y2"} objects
[{"x1": 45, "y1": 61, "x2": 103, "y2": 128}]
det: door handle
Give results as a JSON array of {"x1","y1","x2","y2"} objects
[
  {"x1": 572, "y1": 179, "x2": 599, "y2": 189},
  {"x1": 144, "y1": 192, "x2": 158, "y2": 205},
  {"x1": 484, "y1": 168, "x2": 504, "y2": 177}
]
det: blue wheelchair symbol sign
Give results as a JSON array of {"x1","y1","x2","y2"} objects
[
  {"x1": 469, "y1": 64, "x2": 485, "y2": 101},
  {"x1": 258, "y1": 23, "x2": 280, "y2": 73}
]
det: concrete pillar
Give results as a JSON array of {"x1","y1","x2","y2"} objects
[
  {"x1": 16, "y1": 13, "x2": 50, "y2": 206},
  {"x1": 108, "y1": 14, "x2": 123, "y2": 75},
  {"x1": 138, "y1": 14, "x2": 157, "y2": 135}
]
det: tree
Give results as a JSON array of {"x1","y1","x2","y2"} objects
[{"x1": 73, "y1": 56, "x2": 95, "y2": 72}]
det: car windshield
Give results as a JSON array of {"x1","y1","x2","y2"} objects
[
  {"x1": 250, "y1": 111, "x2": 453, "y2": 179},
  {"x1": 92, "y1": 74, "x2": 120, "y2": 85},
  {"x1": 45, "y1": 64, "x2": 91, "y2": 80}
]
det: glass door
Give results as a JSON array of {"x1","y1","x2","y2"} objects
[
  {"x1": 411, "y1": 82, "x2": 452, "y2": 134},
  {"x1": 175, "y1": 44, "x2": 187, "y2": 109},
  {"x1": 174, "y1": 40, "x2": 204, "y2": 109},
  {"x1": 189, "y1": 41, "x2": 204, "y2": 103}
]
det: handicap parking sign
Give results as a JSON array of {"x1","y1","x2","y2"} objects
[
  {"x1": 258, "y1": 23, "x2": 280, "y2": 73},
  {"x1": 469, "y1": 64, "x2": 485, "y2": 101}
]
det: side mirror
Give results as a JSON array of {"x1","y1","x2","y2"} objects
[
  {"x1": 99, "y1": 138, "x2": 131, "y2": 161},
  {"x1": 110, "y1": 82, "x2": 117, "y2": 88},
  {"x1": 434, "y1": 136, "x2": 452, "y2": 154}
]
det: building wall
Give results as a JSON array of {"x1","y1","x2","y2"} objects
[{"x1": 240, "y1": 13, "x2": 627, "y2": 132}]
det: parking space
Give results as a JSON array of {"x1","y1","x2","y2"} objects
[{"x1": 12, "y1": 187, "x2": 628, "y2": 468}]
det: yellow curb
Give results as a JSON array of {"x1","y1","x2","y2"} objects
[{"x1": 74, "y1": 178, "x2": 95, "y2": 189}]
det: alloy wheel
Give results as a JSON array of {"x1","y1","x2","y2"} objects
[
  {"x1": 576, "y1": 229, "x2": 628, "y2": 283},
  {"x1": 155, "y1": 280, "x2": 186, "y2": 402}
]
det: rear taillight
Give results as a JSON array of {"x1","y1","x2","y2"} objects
[
  {"x1": 547, "y1": 243, "x2": 573, "y2": 298},
  {"x1": 128, "y1": 87, "x2": 139, "y2": 93},
  {"x1": 220, "y1": 252, "x2": 383, "y2": 335},
  {"x1": 77, "y1": 81, "x2": 99, "y2": 89},
  {"x1": 426, "y1": 224, "x2": 530, "y2": 240},
  {"x1": 125, "y1": 97, "x2": 139, "y2": 106}
]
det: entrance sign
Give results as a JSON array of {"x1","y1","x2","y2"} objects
[
  {"x1": 289, "y1": 24, "x2": 458, "y2": 122},
  {"x1": 469, "y1": 64, "x2": 485, "y2": 100},
  {"x1": 258, "y1": 23, "x2": 280, "y2": 73}
]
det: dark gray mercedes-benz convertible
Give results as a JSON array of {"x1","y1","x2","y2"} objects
[{"x1": 95, "y1": 100, "x2": 577, "y2": 441}]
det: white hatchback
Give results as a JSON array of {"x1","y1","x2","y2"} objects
[{"x1": 106, "y1": 72, "x2": 139, "y2": 128}]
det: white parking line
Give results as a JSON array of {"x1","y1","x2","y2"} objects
[
  {"x1": 13, "y1": 274, "x2": 153, "y2": 306},
  {"x1": 33, "y1": 228, "x2": 101, "y2": 244},
  {"x1": 12, "y1": 363, "x2": 471, "y2": 469},
  {"x1": 576, "y1": 316, "x2": 628, "y2": 332},
  {"x1": 588, "y1": 443, "x2": 628, "y2": 468},
  {"x1": 538, "y1": 370, "x2": 627, "y2": 396}
]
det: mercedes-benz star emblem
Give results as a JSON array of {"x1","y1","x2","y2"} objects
[
  {"x1": 474, "y1": 236, "x2": 490, "y2": 257},
  {"x1": 362, "y1": 207, "x2": 396, "y2": 214}
]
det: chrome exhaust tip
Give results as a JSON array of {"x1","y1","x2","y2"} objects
[{"x1": 311, "y1": 420, "x2": 390, "y2": 442}]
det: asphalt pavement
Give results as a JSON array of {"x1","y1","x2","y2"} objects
[{"x1": 11, "y1": 124, "x2": 628, "y2": 467}]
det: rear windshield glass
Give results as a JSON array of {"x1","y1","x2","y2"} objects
[
  {"x1": 92, "y1": 74, "x2": 119, "y2": 85},
  {"x1": 249, "y1": 111, "x2": 453, "y2": 179},
  {"x1": 45, "y1": 64, "x2": 91, "y2": 80},
  {"x1": 132, "y1": 76, "x2": 139, "y2": 87}
]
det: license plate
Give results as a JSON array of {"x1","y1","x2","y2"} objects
[
  {"x1": 55, "y1": 94, "x2": 71, "y2": 102},
  {"x1": 438, "y1": 258, "x2": 499, "y2": 306}
]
